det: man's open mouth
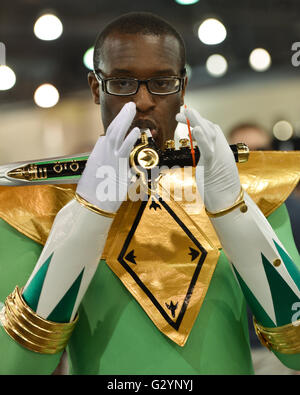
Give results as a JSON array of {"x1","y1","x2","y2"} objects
[{"x1": 130, "y1": 119, "x2": 158, "y2": 140}]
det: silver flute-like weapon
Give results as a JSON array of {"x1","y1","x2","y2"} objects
[
  {"x1": 0, "y1": 153, "x2": 89, "y2": 186},
  {"x1": 0, "y1": 133, "x2": 249, "y2": 186}
]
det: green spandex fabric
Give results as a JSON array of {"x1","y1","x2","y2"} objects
[{"x1": 0, "y1": 204, "x2": 299, "y2": 375}]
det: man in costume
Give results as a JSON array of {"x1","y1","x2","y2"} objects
[{"x1": 0, "y1": 12, "x2": 299, "y2": 375}]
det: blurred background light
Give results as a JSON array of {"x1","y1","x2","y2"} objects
[
  {"x1": 175, "y1": 0, "x2": 200, "y2": 4},
  {"x1": 249, "y1": 48, "x2": 271, "y2": 72},
  {"x1": 34, "y1": 83, "x2": 60, "y2": 108},
  {"x1": 83, "y1": 47, "x2": 94, "y2": 70},
  {"x1": 198, "y1": 18, "x2": 227, "y2": 45},
  {"x1": 272, "y1": 120, "x2": 293, "y2": 141},
  {"x1": 206, "y1": 54, "x2": 228, "y2": 77},
  {"x1": 34, "y1": 14, "x2": 63, "y2": 41},
  {"x1": 0, "y1": 65, "x2": 16, "y2": 90}
]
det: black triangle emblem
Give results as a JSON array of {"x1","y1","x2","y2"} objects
[
  {"x1": 149, "y1": 198, "x2": 162, "y2": 211},
  {"x1": 118, "y1": 196, "x2": 207, "y2": 330},
  {"x1": 125, "y1": 250, "x2": 137, "y2": 264},
  {"x1": 188, "y1": 247, "x2": 200, "y2": 261}
]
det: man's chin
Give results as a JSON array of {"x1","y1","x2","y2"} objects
[{"x1": 126, "y1": 128, "x2": 164, "y2": 150}]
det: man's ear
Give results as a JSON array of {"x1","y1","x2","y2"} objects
[
  {"x1": 180, "y1": 76, "x2": 188, "y2": 106},
  {"x1": 88, "y1": 72, "x2": 100, "y2": 104}
]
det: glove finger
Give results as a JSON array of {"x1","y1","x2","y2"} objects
[
  {"x1": 183, "y1": 108, "x2": 203, "y2": 128},
  {"x1": 118, "y1": 127, "x2": 141, "y2": 159},
  {"x1": 190, "y1": 114, "x2": 217, "y2": 147},
  {"x1": 182, "y1": 108, "x2": 218, "y2": 142},
  {"x1": 213, "y1": 124, "x2": 229, "y2": 145},
  {"x1": 175, "y1": 113, "x2": 188, "y2": 125},
  {"x1": 106, "y1": 102, "x2": 136, "y2": 143},
  {"x1": 177, "y1": 108, "x2": 219, "y2": 165},
  {"x1": 192, "y1": 126, "x2": 214, "y2": 165},
  {"x1": 176, "y1": 109, "x2": 217, "y2": 142},
  {"x1": 88, "y1": 135, "x2": 105, "y2": 162}
]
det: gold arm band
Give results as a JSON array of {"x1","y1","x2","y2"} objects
[
  {"x1": 75, "y1": 193, "x2": 116, "y2": 218},
  {"x1": 0, "y1": 286, "x2": 78, "y2": 354},
  {"x1": 253, "y1": 316, "x2": 300, "y2": 354},
  {"x1": 205, "y1": 187, "x2": 248, "y2": 218}
]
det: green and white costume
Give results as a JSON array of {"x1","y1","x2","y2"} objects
[{"x1": 0, "y1": 104, "x2": 299, "y2": 374}]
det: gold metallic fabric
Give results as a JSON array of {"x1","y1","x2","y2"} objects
[
  {"x1": 0, "y1": 183, "x2": 76, "y2": 245},
  {"x1": 0, "y1": 286, "x2": 78, "y2": 354},
  {"x1": 253, "y1": 316, "x2": 300, "y2": 354},
  {"x1": 102, "y1": 190, "x2": 220, "y2": 346},
  {"x1": 0, "y1": 151, "x2": 299, "y2": 345},
  {"x1": 237, "y1": 151, "x2": 300, "y2": 218}
]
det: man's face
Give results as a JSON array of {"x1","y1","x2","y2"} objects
[{"x1": 89, "y1": 33, "x2": 187, "y2": 150}]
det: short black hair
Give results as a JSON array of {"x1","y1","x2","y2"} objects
[{"x1": 93, "y1": 12, "x2": 186, "y2": 75}]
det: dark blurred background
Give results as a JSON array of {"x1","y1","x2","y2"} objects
[
  {"x1": 1, "y1": 0, "x2": 300, "y2": 100},
  {"x1": 1, "y1": 0, "x2": 300, "y2": 162}
]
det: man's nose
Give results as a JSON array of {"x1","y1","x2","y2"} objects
[{"x1": 134, "y1": 83, "x2": 155, "y2": 113}]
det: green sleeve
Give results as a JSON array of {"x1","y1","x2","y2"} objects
[
  {"x1": 265, "y1": 203, "x2": 300, "y2": 370},
  {"x1": 0, "y1": 219, "x2": 62, "y2": 374}
]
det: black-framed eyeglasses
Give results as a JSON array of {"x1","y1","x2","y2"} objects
[{"x1": 94, "y1": 70, "x2": 185, "y2": 96}]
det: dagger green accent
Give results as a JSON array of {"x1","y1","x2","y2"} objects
[
  {"x1": 22, "y1": 252, "x2": 54, "y2": 312},
  {"x1": 46, "y1": 268, "x2": 85, "y2": 323},
  {"x1": 35, "y1": 156, "x2": 89, "y2": 165},
  {"x1": 232, "y1": 265, "x2": 275, "y2": 328},
  {"x1": 261, "y1": 253, "x2": 299, "y2": 326},
  {"x1": 273, "y1": 240, "x2": 300, "y2": 290},
  {"x1": 32, "y1": 175, "x2": 81, "y2": 182}
]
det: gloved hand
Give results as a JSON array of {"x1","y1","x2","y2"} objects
[
  {"x1": 77, "y1": 101, "x2": 140, "y2": 213},
  {"x1": 16, "y1": 102, "x2": 141, "y2": 332},
  {"x1": 176, "y1": 107, "x2": 241, "y2": 213}
]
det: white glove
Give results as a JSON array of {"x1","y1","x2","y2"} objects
[
  {"x1": 176, "y1": 108, "x2": 241, "y2": 212},
  {"x1": 77, "y1": 102, "x2": 140, "y2": 213},
  {"x1": 19, "y1": 102, "x2": 141, "y2": 328}
]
